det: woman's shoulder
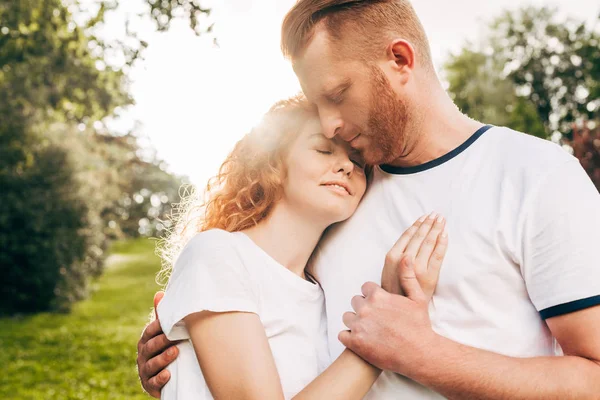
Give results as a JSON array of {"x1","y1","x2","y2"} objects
[
  {"x1": 186, "y1": 228, "x2": 237, "y2": 249},
  {"x1": 174, "y1": 229, "x2": 243, "y2": 267}
]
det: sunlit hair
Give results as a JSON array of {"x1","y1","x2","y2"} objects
[
  {"x1": 281, "y1": 0, "x2": 433, "y2": 69},
  {"x1": 156, "y1": 94, "x2": 318, "y2": 285}
]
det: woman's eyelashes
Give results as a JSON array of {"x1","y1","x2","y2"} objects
[
  {"x1": 317, "y1": 147, "x2": 365, "y2": 171},
  {"x1": 316, "y1": 147, "x2": 333, "y2": 155}
]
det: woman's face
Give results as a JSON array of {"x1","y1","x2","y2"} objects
[{"x1": 281, "y1": 115, "x2": 367, "y2": 226}]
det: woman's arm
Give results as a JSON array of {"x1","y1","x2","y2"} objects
[
  {"x1": 185, "y1": 310, "x2": 285, "y2": 400},
  {"x1": 185, "y1": 310, "x2": 379, "y2": 400},
  {"x1": 293, "y1": 349, "x2": 381, "y2": 399}
]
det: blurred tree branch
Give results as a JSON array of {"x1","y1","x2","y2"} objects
[{"x1": 445, "y1": 6, "x2": 599, "y2": 139}]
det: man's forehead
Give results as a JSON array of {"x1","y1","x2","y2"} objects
[{"x1": 293, "y1": 30, "x2": 334, "y2": 76}]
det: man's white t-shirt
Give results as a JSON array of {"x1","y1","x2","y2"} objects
[
  {"x1": 158, "y1": 229, "x2": 329, "y2": 400},
  {"x1": 312, "y1": 125, "x2": 600, "y2": 399}
]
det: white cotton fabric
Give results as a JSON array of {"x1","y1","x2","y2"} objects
[
  {"x1": 312, "y1": 126, "x2": 600, "y2": 399},
  {"x1": 158, "y1": 229, "x2": 329, "y2": 400}
]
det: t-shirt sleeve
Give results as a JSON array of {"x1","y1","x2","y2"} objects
[
  {"x1": 157, "y1": 230, "x2": 259, "y2": 340},
  {"x1": 522, "y1": 158, "x2": 600, "y2": 319}
]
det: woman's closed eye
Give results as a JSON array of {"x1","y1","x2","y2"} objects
[{"x1": 316, "y1": 148, "x2": 333, "y2": 155}]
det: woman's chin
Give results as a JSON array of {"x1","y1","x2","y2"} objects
[{"x1": 317, "y1": 205, "x2": 356, "y2": 226}]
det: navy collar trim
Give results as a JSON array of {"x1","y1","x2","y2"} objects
[{"x1": 379, "y1": 125, "x2": 493, "y2": 175}]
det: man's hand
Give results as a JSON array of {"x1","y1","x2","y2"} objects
[
  {"x1": 340, "y1": 256, "x2": 440, "y2": 375},
  {"x1": 137, "y1": 292, "x2": 180, "y2": 398}
]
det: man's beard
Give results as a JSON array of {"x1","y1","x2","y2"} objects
[{"x1": 364, "y1": 65, "x2": 410, "y2": 166}]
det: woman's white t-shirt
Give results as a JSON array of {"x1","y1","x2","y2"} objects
[{"x1": 158, "y1": 229, "x2": 330, "y2": 400}]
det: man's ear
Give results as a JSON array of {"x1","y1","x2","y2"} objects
[{"x1": 386, "y1": 39, "x2": 416, "y2": 84}]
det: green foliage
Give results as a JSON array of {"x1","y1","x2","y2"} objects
[
  {"x1": 0, "y1": 238, "x2": 162, "y2": 399},
  {"x1": 145, "y1": 0, "x2": 213, "y2": 35},
  {"x1": 0, "y1": 0, "x2": 196, "y2": 314},
  {"x1": 445, "y1": 6, "x2": 599, "y2": 138},
  {"x1": 0, "y1": 141, "x2": 90, "y2": 313}
]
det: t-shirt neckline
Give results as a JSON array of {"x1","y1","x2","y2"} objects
[{"x1": 379, "y1": 125, "x2": 493, "y2": 175}]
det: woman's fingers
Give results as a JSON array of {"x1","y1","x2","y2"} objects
[
  {"x1": 382, "y1": 212, "x2": 448, "y2": 299},
  {"x1": 404, "y1": 212, "x2": 438, "y2": 263},
  {"x1": 382, "y1": 215, "x2": 428, "y2": 294},
  {"x1": 415, "y1": 214, "x2": 446, "y2": 273},
  {"x1": 428, "y1": 231, "x2": 449, "y2": 277},
  {"x1": 385, "y1": 216, "x2": 426, "y2": 264}
]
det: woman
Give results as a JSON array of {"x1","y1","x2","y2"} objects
[{"x1": 156, "y1": 95, "x2": 448, "y2": 399}]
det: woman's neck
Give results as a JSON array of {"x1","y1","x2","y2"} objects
[{"x1": 242, "y1": 203, "x2": 326, "y2": 279}]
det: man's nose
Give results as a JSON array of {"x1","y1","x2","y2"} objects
[{"x1": 319, "y1": 109, "x2": 344, "y2": 139}]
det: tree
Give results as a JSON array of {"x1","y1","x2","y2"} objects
[
  {"x1": 445, "y1": 6, "x2": 599, "y2": 139},
  {"x1": 0, "y1": 0, "x2": 201, "y2": 314}
]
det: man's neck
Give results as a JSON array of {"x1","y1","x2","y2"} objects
[{"x1": 388, "y1": 86, "x2": 484, "y2": 168}]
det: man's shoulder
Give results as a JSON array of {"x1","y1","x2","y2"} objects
[{"x1": 480, "y1": 125, "x2": 576, "y2": 173}]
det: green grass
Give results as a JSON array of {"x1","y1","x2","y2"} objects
[{"x1": 0, "y1": 238, "x2": 163, "y2": 399}]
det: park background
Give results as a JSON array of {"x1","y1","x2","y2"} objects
[{"x1": 1, "y1": 0, "x2": 599, "y2": 398}]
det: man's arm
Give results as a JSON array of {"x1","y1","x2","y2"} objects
[
  {"x1": 340, "y1": 260, "x2": 600, "y2": 399},
  {"x1": 137, "y1": 292, "x2": 179, "y2": 398},
  {"x1": 417, "y1": 305, "x2": 600, "y2": 399}
]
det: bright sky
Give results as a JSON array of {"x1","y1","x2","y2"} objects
[{"x1": 110, "y1": 0, "x2": 599, "y2": 187}]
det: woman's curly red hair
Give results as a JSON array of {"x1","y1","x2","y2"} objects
[{"x1": 157, "y1": 94, "x2": 317, "y2": 285}]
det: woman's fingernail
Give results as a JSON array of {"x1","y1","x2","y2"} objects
[
  {"x1": 437, "y1": 214, "x2": 444, "y2": 223},
  {"x1": 428, "y1": 212, "x2": 438, "y2": 220},
  {"x1": 418, "y1": 214, "x2": 427, "y2": 222},
  {"x1": 167, "y1": 348, "x2": 175, "y2": 357}
]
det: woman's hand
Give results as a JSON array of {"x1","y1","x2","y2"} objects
[{"x1": 381, "y1": 212, "x2": 448, "y2": 300}]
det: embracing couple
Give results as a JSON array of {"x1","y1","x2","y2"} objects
[{"x1": 136, "y1": 1, "x2": 600, "y2": 399}]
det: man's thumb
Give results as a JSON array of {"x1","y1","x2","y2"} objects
[
  {"x1": 398, "y1": 256, "x2": 425, "y2": 303},
  {"x1": 154, "y1": 291, "x2": 165, "y2": 319}
]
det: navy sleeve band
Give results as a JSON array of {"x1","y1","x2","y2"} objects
[{"x1": 539, "y1": 295, "x2": 600, "y2": 319}]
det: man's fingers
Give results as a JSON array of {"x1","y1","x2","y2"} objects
[
  {"x1": 153, "y1": 291, "x2": 165, "y2": 319},
  {"x1": 145, "y1": 369, "x2": 171, "y2": 398},
  {"x1": 415, "y1": 215, "x2": 445, "y2": 273},
  {"x1": 342, "y1": 311, "x2": 358, "y2": 330},
  {"x1": 141, "y1": 319, "x2": 164, "y2": 345},
  {"x1": 142, "y1": 332, "x2": 176, "y2": 360},
  {"x1": 143, "y1": 345, "x2": 179, "y2": 379},
  {"x1": 351, "y1": 294, "x2": 366, "y2": 314},
  {"x1": 398, "y1": 256, "x2": 427, "y2": 304},
  {"x1": 361, "y1": 281, "x2": 382, "y2": 299},
  {"x1": 338, "y1": 330, "x2": 352, "y2": 348}
]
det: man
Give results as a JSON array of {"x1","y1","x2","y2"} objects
[{"x1": 137, "y1": 1, "x2": 600, "y2": 398}]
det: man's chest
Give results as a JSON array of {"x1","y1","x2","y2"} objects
[{"x1": 315, "y1": 184, "x2": 538, "y2": 359}]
